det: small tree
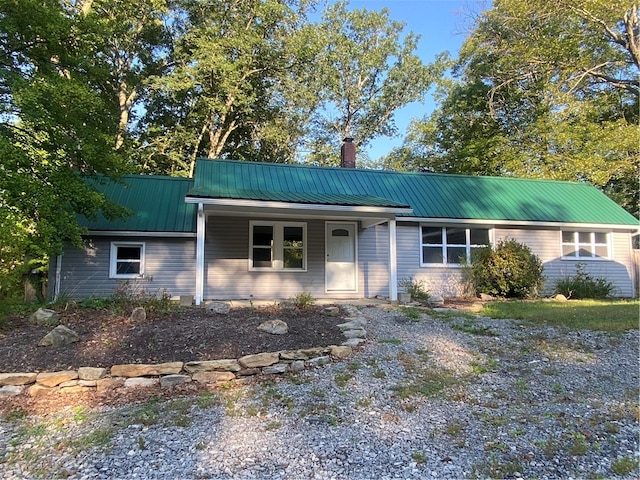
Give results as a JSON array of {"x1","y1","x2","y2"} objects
[{"x1": 467, "y1": 239, "x2": 544, "y2": 298}]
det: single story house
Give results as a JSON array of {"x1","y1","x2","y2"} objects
[{"x1": 50, "y1": 145, "x2": 639, "y2": 303}]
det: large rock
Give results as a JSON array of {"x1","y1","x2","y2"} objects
[
  {"x1": 184, "y1": 359, "x2": 241, "y2": 373},
  {"x1": 238, "y1": 352, "x2": 279, "y2": 368},
  {"x1": 29, "y1": 308, "x2": 60, "y2": 325},
  {"x1": 337, "y1": 318, "x2": 367, "y2": 331},
  {"x1": 38, "y1": 325, "x2": 79, "y2": 347},
  {"x1": 36, "y1": 370, "x2": 78, "y2": 387},
  {"x1": 0, "y1": 385, "x2": 24, "y2": 397},
  {"x1": 78, "y1": 367, "x2": 107, "y2": 381},
  {"x1": 124, "y1": 377, "x2": 159, "y2": 388},
  {"x1": 28, "y1": 384, "x2": 55, "y2": 397},
  {"x1": 342, "y1": 328, "x2": 367, "y2": 339},
  {"x1": 96, "y1": 377, "x2": 125, "y2": 392},
  {"x1": 280, "y1": 350, "x2": 310, "y2": 361},
  {"x1": 289, "y1": 360, "x2": 305, "y2": 373},
  {"x1": 60, "y1": 385, "x2": 94, "y2": 394},
  {"x1": 130, "y1": 306, "x2": 146, "y2": 322},
  {"x1": 160, "y1": 374, "x2": 192, "y2": 388},
  {"x1": 257, "y1": 319, "x2": 288, "y2": 335},
  {"x1": 321, "y1": 306, "x2": 340, "y2": 317},
  {"x1": 192, "y1": 371, "x2": 236, "y2": 383},
  {"x1": 262, "y1": 363, "x2": 288, "y2": 375},
  {"x1": 110, "y1": 362, "x2": 183, "y2": 377},
  {"x1": 329, "y1": 345, "x2": 353, "y2": 359},
  {"x1": 0, "y1": 372, "x2": 37, "y2": 386},
  {"x1": 428, "y1": 295, "x2": 445, "y2": 307},
  {"x1": 206, "y1": 302, "x2": 231, "y2": 314}
]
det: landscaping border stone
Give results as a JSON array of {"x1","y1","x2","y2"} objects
[{"x1": 0, "y1": 306, "x2": 368, "y2": 395}]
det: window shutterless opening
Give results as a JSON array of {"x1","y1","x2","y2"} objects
[{"x1": 110, "y1": 242, "x2": 145, "y2": 278}]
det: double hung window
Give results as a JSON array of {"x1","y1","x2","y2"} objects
[
  {"x1": 561, "y1": 231, "x2": 609, "y2": 259},
  {"x1": 250, "y1": 222, "x2": 306, "y2": 271},
  {"x1": 421, "y1": 226, "x2": 490, "y2": 265},
  {"x1": 110, "y1": 242, "x2": 145, "y2": 278}
]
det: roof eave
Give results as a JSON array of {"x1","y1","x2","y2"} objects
[
  {"x1": 185, "y1": 196, "x2": 413, "y2": 215},
  {"x1": 407, "y1": 217, "x2": 640, "y2": 231}
]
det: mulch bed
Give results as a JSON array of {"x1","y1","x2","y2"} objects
[{"x1": 0, "y1": 305, "x2": 347, "y2": 373}]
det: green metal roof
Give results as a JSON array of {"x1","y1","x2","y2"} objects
[
  {"x1": 190, "y1": 159, "x2": 638, "y2": 226},
  {"x1": 81, "y1": 175, "x2": 196, "y2": 233}
]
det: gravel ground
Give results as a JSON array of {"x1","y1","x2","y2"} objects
[{"x1": 1, "y1": 304, "x2": 638, "y2": 479}]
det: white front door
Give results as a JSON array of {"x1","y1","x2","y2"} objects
[{"x1": 326, "y1": 222, "x2": 357, "y2": 292}]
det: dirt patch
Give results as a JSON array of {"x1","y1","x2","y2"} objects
[{"x1": 0, "y1": 304, "x2": 347, "y2": 373}]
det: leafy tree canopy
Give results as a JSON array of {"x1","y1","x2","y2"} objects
[{"x1": 384, "y1": 0, "x2": 639, "y2": 216}]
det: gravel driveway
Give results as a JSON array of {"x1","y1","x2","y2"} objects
[{"x1": 1, "y1": 305, "x2": 638, "y2": 479}]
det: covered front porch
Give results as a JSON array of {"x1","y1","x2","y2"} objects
[{"x1": 186, "y1": 198, "x2": 412, "y2": 305}]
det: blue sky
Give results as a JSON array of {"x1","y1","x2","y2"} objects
[{"x1": 344, "y1": 0, "x2": 487, "y2": 161}]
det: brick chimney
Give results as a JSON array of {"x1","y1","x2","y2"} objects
[{"x1": 340, "y1": 137, "x2": 356, "y2": 168}]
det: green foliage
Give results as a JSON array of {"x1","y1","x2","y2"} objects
[
  {"x1": 611, "y1": 456, "x2": 640, "y2": 476},
  {"x1": 79, "y1": 281, "x2": 175, "y2": 313},
  {"x1": 398, "y1": 277, "x2": 430, "y2": 303},
  {"x1": 554, "y1": 264, "x2": 614, "y2": 299},
  {"x1": 386, "y1": 0, "x2": 639, "y2": 216},
  {"x1": 466, "y1": 239, "x2": 544, "y2": 298},
  {"x1": 304, "y1": 2, "x2": 437, "y2": 163},
  {"x1": 289, "y1": 291, "x2": 315, "y2": 310}
]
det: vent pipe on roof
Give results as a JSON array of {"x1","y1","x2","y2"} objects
[{"x1": 340, "y1": 137, "x2": 356, "y2": 168}]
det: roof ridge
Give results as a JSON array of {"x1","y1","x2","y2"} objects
[{"x1": 194, "y1": 158, "x2": 590, "y2": 187}]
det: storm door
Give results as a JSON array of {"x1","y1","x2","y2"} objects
[{"x1": 325, "y1": 222, "x2": 357, "y2": 292}]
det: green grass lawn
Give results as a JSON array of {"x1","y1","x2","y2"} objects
[{"x1": 482, "y1": 299, "x2": 639, "y2": 332}]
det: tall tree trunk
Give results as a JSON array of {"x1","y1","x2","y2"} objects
[{"x1": 189, "y1": 121, "x2": 210, "y2": 178}]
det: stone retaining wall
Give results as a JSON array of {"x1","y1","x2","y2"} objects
[
  {"x1": 0, "y1": 345, "x2": 355, "y2": 398},
  {"x1": 0, "y1": 304, "x2": 372, "y2": 398}
]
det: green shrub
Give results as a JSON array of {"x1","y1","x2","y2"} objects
[
  {"x1": 398, "y1": 277, "x2": 430, "y2": 302},
  {"x1": 466, "y1": 239, "x2": 544, "y2": 299},
  {"x1": 290, "y1": 291, "x2": 315, "y2": 309},
  {"x1": 554, "y1": 263, "x2": 614, "y2": 299}
]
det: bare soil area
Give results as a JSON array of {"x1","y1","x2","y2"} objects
[{"x1": 0, "y1": 304, "x2": 347, "y2": 373}]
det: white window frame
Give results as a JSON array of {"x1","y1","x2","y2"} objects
[
  {"x1": 110, "y1": 242, "x2": 145, "y2": 279},
  {"x1": 561, "y1": 231, "x2": 611, "y2": 260},
  {"x1": 249, "y1": 221, "x2": 307, "y2": 272},
  {"x1": 420, "y1": 225, "x2": 491, "y2": 267}
]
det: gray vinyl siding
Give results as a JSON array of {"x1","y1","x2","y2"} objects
[
  {"x1": 358, "y1": 224, "x2": 390, "y2": 298},
  {"x1": 205, "y1": 217, "x2": 392, "y2": 300},
  {"x1": 396, "y1": 222, "x2": 467, "y2": 297},
  {"x1": 205, "y1": 217, "x2": 337, "y2": 300},
  {"x1": 56, "y1": 237, "x2": 196, "y2": 299},
  {"x1": 396, "y1": 223, "x2": 635, "y2": 298},
  {"x1": 495, "y1": 228, "x2": 635, "y2": 297}
]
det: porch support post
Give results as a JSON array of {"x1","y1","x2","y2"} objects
[
  {"x1": 388, "y1": 219, "x2": 398, "y2": 301},
  {"x1": 195, "y1": 203, "x2": 205, "y2": 305}
]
